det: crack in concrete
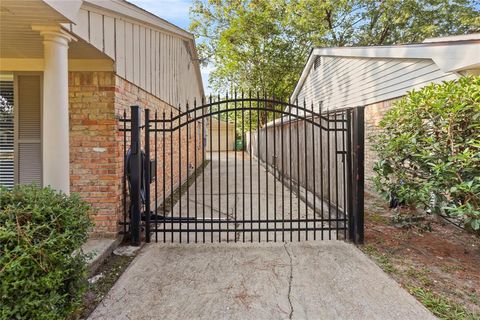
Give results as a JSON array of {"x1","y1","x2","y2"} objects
[{"x1": 283, "y1": 242, "x2": 294, "y2": 320}]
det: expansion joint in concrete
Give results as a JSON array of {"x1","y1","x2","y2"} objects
[{"x1": 284, "y1": 242, "x2": 294, "y2": 319}]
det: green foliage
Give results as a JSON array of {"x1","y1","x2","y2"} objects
[
  {"x1": 371, "y1": 76, "x2": 480, "y2": 231},
  {"x1": 408, "y1": 286, "x2": 478, "y2": 320},
  {"x1": 190, "y1": 0, "x2": 480, "y2": 99},
  {"x1": 0, "y1": 185, "x2": 93, "y2": 320}
]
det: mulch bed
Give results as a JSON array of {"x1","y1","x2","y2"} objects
[{"x1": 360, "y1": 192, "x2": 480, "y2": 319}]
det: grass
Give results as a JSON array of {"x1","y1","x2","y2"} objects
[
  {"x1": 408, "y1": 286, "x2": 478, "y2": 320},
  {"x1": 361, "y1": 245, "x2": 399, "y2": 274},
  {"x1": 361, "y1": 244, "x2": 479, "y2": 319}
]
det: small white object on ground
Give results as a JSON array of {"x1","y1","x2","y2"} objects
[
  {"x1": 88, "y1": 273, "x2": 104, "y2": 284},
  {"x1": 113, "y1": 245, "x2": 142, "y2": 257}
]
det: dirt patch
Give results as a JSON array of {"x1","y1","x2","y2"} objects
[
  {"x1": 360, "y1": 192, "x2": 480, "y2": 319},
  {"x1": 80, "y1": 253, "x2": 135, "y2": 319}
]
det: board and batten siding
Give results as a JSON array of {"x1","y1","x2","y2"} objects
[
  {"x1": 65, "y1": 6, "x2": 202, "y2": 111},
  {"x1": 296, "y1": 56, "x2": 459, "y2": 111}
]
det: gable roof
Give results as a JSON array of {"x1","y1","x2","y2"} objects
[{"x1": 291, "y1": 34, "x2": 480, "y2": 102}]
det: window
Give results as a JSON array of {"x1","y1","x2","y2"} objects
[{"x1": 0, "y1": 73, "x2": 42, "y2": 189}]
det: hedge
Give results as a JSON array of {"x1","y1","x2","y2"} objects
[
  {"x1": 371, "y1": 76, "x2": 480, "y2": 231},
  {"x1": 0, "y1": 185, "x2": 93, "y2": 319}
]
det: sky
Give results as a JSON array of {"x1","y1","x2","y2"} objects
[{"x1": 129, "y1": 0, "x2": 213, "y2": 93}]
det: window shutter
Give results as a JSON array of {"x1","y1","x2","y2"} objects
[
  {"x1": 0, "y1": 77, "x2": 14, "y2": 188},
  {"x1": 16, "y1": 75, "x2": 42, "y2": 186}
]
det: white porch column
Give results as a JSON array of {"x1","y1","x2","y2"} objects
[{"x1": 33, "y1": 26, "x2": 75, "y2": 194}]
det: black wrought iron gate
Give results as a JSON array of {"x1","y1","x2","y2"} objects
[{"x1": 120, "y1": 95, "x2": 364, "y2": 245}]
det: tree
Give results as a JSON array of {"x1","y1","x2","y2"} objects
[{"x1": 190, "y1": 0, "x2": 480, "y2": 103}]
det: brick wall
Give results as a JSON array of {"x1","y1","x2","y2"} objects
[
  {"x1": 69, "y1": 71, "x2": 118, "y2": 237},
  {"x1": 114, "y1": 75, "x2": 204, "y2": 235},
  {"x1": 69, "y1": 72, "x2": 203, "y2": 238},
  {"x1": 364, "y1": 98, "x2": 398, "y2": 191}
]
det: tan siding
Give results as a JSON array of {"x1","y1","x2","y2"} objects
[
  {"x1": 125, "y1": 22, "x2": 133, "y2": 81},
  {"x1": 69, "y1": 7, "x2": 203, "y2": 111},
  {"x1": 72, "y1": 9, "x2": 89, "y2": 41},
  {"x1": 90, "y1": 12, "x2": 104, "y2": 50},
  {"x1": 133, "y1": 24, "x2": 140, "y2": 85},
  {"x1": 115, "y1": 19, "x2": 126, "y2": 77},
  {"x1": 104, "y1": 16, "x2": 115, "y2": 58}
]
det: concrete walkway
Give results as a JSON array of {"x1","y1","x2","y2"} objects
[
  {"x1": 162, "y1": 152, "x2": 340, "y2": 243},
  {"x1": 88, "y1": 241, "x2": 435, "y2": 320}
]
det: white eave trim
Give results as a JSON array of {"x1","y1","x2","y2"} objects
[{"x1": 291, "y1": 40, "x2": 480, "y2": 101}]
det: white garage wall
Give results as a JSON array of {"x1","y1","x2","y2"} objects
[{"x1": 296, "y1": 56, "x2": 459, "y2": 111}]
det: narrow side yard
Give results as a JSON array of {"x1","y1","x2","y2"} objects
[{"x1": 360, "y1": 192, "x2": 480, "y2": 319}]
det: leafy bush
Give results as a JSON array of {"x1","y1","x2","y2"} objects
[
  {"x1": 0, "y1": 185, "x2": 93, "y2": 319},
  {"x1": 371, "y1": 76, "x2": 480, "y2": 231}
]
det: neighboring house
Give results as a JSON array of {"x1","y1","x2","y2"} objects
[
  {"x1": 0, "y1": 0, "x2": 204, "y2": 237},
  {"x1": 206, "y1": 118, "x2": 236, "y2": 151},
  {"x1": 289, "y1": 34, "x2": 480, "y2": 189}
]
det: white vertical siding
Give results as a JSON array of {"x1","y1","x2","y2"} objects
[
  {"x1": 68, "y1": 7, "x2": 203, "y2": 111},
  {"x1": 104, "y1": 16, "x2": 115, "y2": 58},
  {"x1": 296, "y1": 56, "x2": 459, "y2": 111},
  {"x1": 115, "y1": 19, "x2": 126, "y2": 78}
]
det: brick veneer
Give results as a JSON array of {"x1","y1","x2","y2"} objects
[
  {"x1": 364, "y1": 99, "x2": 398, "y2": 191},
  {"x1": 69, "y1": 72, "x2": 202, "y2": 238}
]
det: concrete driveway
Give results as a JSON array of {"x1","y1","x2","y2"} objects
[
  {"x1": 88, "y1": 241, "x2": 435, "y2": 320},
  {"x1": 162, "y1": 152, "x2": 341, "y2": 243}
]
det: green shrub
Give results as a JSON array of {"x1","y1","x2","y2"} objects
[
  {"x1": 371, "y1": 76, "x2": 480, "y2": 231},
  {"x1": 0, "y1": 185, "x2": 93, "y2": 319}
]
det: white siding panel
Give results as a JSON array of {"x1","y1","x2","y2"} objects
[
  {"x1": 146, "y1": 29, "x2": 152, "y2": 93},
  {"x1": 355, "y1": 73, "x2": 458, "y2": 106},
  {"x1": 139, "y1": 26, "x2": 146, "y2": 88},
  {"x1": 153, "y1": 31, "x2": 158, "y2": 97},
  {"x1": 104, "y1": 16, "x2": 115, "y2": 59},
  {"x1": 115, "y1": 19, "x2": 126, "y2": 78},
  {"x1": 125, "y1": 22, "x2": 133, "y2": 82},
  {"x1": 133, "y1": 24, "x2": 140, "y2": 85},
  {"x1": 310, "y1": 60, "x2": 433, "y2": 105},
  {"x1": 89, "y1": 12, "x2": 104, "y2": 51},
  {"x1": 298, "y1": 58, "x2": 388, "y2": 103},
  {"x1": 296, "y1": 56, "x2": 459, "y2": 111},
  {"x1": 72, "y1": 9, "x2": 89, "y2": 41},
  {"x1": 343, "y1": 70, "x2": 457, "y2": 107}
]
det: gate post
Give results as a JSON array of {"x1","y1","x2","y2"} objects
[
  {"x1": 130, "y1": 105, "x2": 142, "y2": 246},
  {"x1": 352, "y1": 106, "x2": 365, "y2": 244},
  {"x1": 346, "y1": 110, "x2": 354, "y2": 241},
  {"x1": 144, "y1": 109, "x2": 151, "y2": 243}
]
